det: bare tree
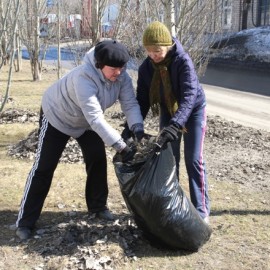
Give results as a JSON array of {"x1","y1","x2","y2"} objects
[
  {"x1": 163, "y1": 0, "x2": 176, "y2": 36},
  {"x1": 0, "y1": 0, "x2": 21, "y2": 113},
  {"x1": 60, "y1": 0, "x2": 91, "y2": 67},
  {"x1": 161, "y1": 0, "x2": 224, "y2": 76},
  {"x1": 8, "y1": 0, "x2": 225, "y2": 83},
  {"x1": 113, "y1": 0, "x2": 224, "y2": 76},
  {"x1": 17, "y1": 0, "x2": 50, "y2": 81},
  {"x1": 83, "y1": 0, "x2": 108, "y2": 45},
  {"x1": 112, "y1": 0, "x2": 128, "y2": 40},
  {"x1": 113, "y1": 0, "x2": 145, "y2": 55},
  {"x1": 111, "y1": 0, "x2": 164, "y2": 64}
]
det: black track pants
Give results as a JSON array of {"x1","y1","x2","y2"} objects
[{"x1": 16, "y1": 114, "x2": 108, "y2": 228}]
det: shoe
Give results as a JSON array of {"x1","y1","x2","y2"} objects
[
  {"x1": 203, "y1": 216, "x2": 210, "y2": 225},
  {"x1": 16, "y1": 227, "x2": 32, "y2": 240},
  {"x1": 96, "y1": 210, "x2": 114, "y2": 221}
]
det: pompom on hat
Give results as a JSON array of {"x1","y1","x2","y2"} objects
[
  {"x1": 143, "y1": 21, "x2": 173, "y2": 46},
  {"x1": 94, "y1": 40, "x2": 129, "y2": 67}
]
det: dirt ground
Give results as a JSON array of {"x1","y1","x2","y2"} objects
[
  {"x1": 0, "y1": 60, "x2": 269, "y2": 270},
  {"x1": 0, "y1": 105, "x2": 269, "y2": 270}
]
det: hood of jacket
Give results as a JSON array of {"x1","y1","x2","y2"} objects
[{"x1": 172, "y1": 37, "x2": 185, "y2": 58}]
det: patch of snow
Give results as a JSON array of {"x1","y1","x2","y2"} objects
[
  {"x1": 238, "y1": 27, "x2": 270, "y2": 60},
  {"x1": 217, "y1": 26, "x2": 270, "y2": 62}
]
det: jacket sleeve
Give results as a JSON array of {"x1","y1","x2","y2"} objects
[
  {"x1": 170, "y1": 54, "x2": 200, "y2": 128},
  {"x1": 118, "y1": 72, "x2": 144, "y2": 129},
  {"x1": 74, "y1": 73, "x2": 122, "y2": 147},
  {"x1": 136, "y1": 64, "x2": 151, "y2": 120}
]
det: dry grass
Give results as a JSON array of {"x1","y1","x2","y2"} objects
[
  {"x1": 0, "y1": 60, "x2": 269, "y2": 270},
  {"x1": 1, "y1": 61, "x2": 68, "y2": 112}
]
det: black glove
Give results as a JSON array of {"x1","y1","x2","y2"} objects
[
  {"x1": 121, "y1": 124, "x2": 133, "y2": 141},
  {"x1": 119, "y1": 145, "x2": 136, "y2": 163},
  {"x1": 134, "y1": 130, "x2": 145, "y2": 142},
  {"x1": 121, "y1": 123, "x2": 145, "y2": 143},
  {"x1": 156, "y1": 123, "x2": 179, "y2": 148}
]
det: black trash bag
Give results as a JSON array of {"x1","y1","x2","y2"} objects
[{"x1": 113, "y1": 143, "x2": 212, "y2": 251}]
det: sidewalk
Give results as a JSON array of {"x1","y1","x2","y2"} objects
[{"x1": 203, "y1": 83, "x2": 270, "y2": 132}]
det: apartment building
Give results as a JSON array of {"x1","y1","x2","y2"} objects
[{"x1": 222, "y1": 0, "x2": 270, "y2": 33}]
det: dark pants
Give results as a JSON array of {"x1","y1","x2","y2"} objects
[
  {"x1": 16, "y1": 113, "x2": 108, "y2": 228},
  {"x1": 160, "y1": 104, "x2": 210, "y2": 219}
]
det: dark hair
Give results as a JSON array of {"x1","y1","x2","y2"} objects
[{"x1": 95, "y1": 62, "x2": 105, "y2": 69}]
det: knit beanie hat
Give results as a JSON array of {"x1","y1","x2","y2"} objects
[
  {"x1": 143, "y1": 21, "x2": 172, "y2": 46},
  {"x1": 94, "y1": 40, "x2": 129, "y2": 67}
]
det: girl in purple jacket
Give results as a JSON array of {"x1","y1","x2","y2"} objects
[{"x1": 137, "y1": 21, "x2": 210, "y2": 223}]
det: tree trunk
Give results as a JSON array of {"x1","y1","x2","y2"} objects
[
  {"x1": 242, "y1": 0, "x2": 251, "y2": 30},
  {"x1": 14, "y1": 31, "x2": 22, "y2": 72},
  {"x1": 31, "y1": 0, "x2": 41, "y2": 81},
  {"x1": 31, "y1": 56, "x2": 41, "y2": 81},
  {"x1": 164, "y1": 0, "x2": 176, "y2": 36},
  {"x1": 0, "y1": 0, "x2": 21, "y2": 112},
  {"x1": 91, "y1": 0, "x2": 101, "y2": 44},
  {"x1": 112, "y1": 0, "x2": 127, "y2": 39}
]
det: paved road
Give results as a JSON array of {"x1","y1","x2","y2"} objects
[{"x1": 203, "y1": 84, "x2": 270, "y2": 132}]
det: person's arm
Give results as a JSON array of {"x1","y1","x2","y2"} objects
[
  {"x1": 118, "y1": 73, "x2": 143, "y2": 126},
  {"x1": 74, "y1": 73, "x2": 123, "y2": 148},
  {"x1": 74, "y1": 74, "x2": 137, "y2": 162},
  {"x1": 170, "y1": 54, "x2": 200, "y2": 128},
  {"x1": 118, "y1": 73, "x2": 145, "y2": 141},
  {"x1": 121, "y1": 62, "x2": 152, "y2": 141},
  {"x1": 136, "y1": 64, "x2": 151, "y2": 120}
]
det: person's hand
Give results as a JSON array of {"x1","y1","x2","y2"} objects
[
  {"x1": 121, "y1": 126, "x2": 133, "y2": 141},
  {"x1": 156, "y1": 124, "x2": 179, "y2": 148},
  {"x1": 119, "y1": 145, "x2": 136, "y2": 163},
  {"x1": 122, "y1": 123, "x2": 145, "y2": 142},
  {"x1": 134, "y1": 131, "x2": 145, "y2": 142}
]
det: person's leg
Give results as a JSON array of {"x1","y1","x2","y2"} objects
[
  {"x1": 184, "y1": 105, "x2": 210, "y2": 219},
  {"x1": 76, "y1": 130, "x2": 108, "y2": 213},
  {"x1": 16, "y1": 114, "x2": 69, "y2": 231}
]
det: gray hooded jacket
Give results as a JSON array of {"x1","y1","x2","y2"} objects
[{"x1": 42, "y1": 47, "x2": 143, "y2": 147}]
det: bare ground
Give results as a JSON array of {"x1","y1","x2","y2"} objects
[
  {"x1": 0, "y1": 106, "x2": 270, "y2": 270},
  {"x1": 0, "y1": 59, "x2": 269, "y2": 270}
]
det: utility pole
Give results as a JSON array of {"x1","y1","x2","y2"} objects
[{"x1": 57, "y1": 0, "x2": 61, "y2": 78}]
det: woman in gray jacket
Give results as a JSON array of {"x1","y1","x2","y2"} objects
[{"x1": 16, "y1": 40, "x2": 144, "y2": 240}]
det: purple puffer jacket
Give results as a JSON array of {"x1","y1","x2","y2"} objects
[{"x1": 136, "y1": 37, "x2": 206, "y2": 128}]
